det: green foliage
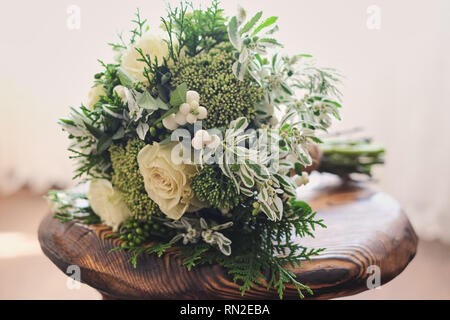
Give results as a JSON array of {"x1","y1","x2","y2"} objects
[
  {"x1": 294, "y1": 65, "x2": 343, "y2": 100},
  {"x1": 169, "y1": 42, "x2": 264, "y2": 128},
  {"x1": 109, "y1": 139, "x2": 161, "y2": 220},
  {"x1": 161, "y1": 0, "x2": 228, "y2": 60},
  {"x1": 94, "y1": 61, "x2": 121, "y2": 97},
  {"x1": 47, "y1": 190, "x2": 101, "y2": 225},
  {"x1": 61, "y1": 104, "x2": 120, "y2": 180},
  {"x1": 169, "y1": 83, "x2": 188, "y2": 106},
  {"x1": 168, "y1": 198, "x2": 326, "y2": 299},
  {"x1": 108, "y1": 8, "x2": 149, "y2": 52},
  {"x1": 191, "y1": 166, "x2": 243, "y2": 211}
]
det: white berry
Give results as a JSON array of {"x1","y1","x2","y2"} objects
[
  {"x1": 197, "y1": 106, "x2": 207, "y2": 120},
  {"x1": 179, "y1": 103, "x2": 191, "y2": 115},
  {"x1": 186, "y1": 90, "x2": 200, "y2": 104},
  {"x1": 174, "y1": 112, "x2": 187, "y2": 125},
  {"x1": 162, "y1": 114, "x2": 178, "y2": 131},
  {"x1": 189, "y1": 100, "x2": 199, "y2": 110},
  {"x1": 186, "y1": 113, "x2": 197, "y2": 124}
]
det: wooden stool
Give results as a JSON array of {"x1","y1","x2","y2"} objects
[{"x1": 38, "y1": 181, "x2": 418, "y2": 299}]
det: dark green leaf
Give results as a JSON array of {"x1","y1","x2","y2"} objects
[
  {"x1": 294, "y1": 162, "x2": 303, "y2": 175},
  {"x1": 83, "y1": 122, "x2": 104, "y2": 139},
  {"x1": 112, "y1": 127, "x2": 125, "y2": 140},
  {"x1": 96, "y1": 135, "x2": 113, "y2": 154}
]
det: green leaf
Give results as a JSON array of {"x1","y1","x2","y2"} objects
[
  {"x1": 260, "y1": 201, "x2": 276, "y2": 221},
  {"x1": 137, "y1": 91, "x2": 169, "y2": 111},
  {"x1": 309, "y1": 136, "x2": 323, "y2": 144},
  {"x1": 96, "y1": 135, "x2": 112, "y2": 154},
  {"x1": 228, "y1": 16, "x2": 242, "y2": 50},
  {"x1": 259, "y1": 38, "x2": 281, "y2": 46},
  {"x1": 252, "y1": 16, "x2": 278, "y2": 36},
  {"x1": 280, "y1": 82, "x2": 294, "y2": 95},
  {"x1": 161, "y1": 72, "x2": 171, "y2": 85},
  {"x1": 155, "y1": 85, "x2": 167, "y2": 103},
  {"x1": 324, "y1": 99, "x2": 342, "y2": 108},
  {"x1": 240, "y1": 11, "x2": 262, "y2": 35},
  {"x1": 137, "y1": 91, "x2": 158, "y2": 110},
  {"x1": 155, "y1": 97, "x2": 169, "y2": 110},
  {"x1": 234, "y1": 117, "x2": 247, "y2": 130},
  {"x1": 117, "y1": 67, "x2": 136, "y2": 89},
  {"x1": 83, "y1": 122, "x2": 103, "y2": 139},
  {"x1": 169, "y1": 83, "x2": 187, "y2": 107},
  {"x1": 291, "y1": 200, "x2": 312, "y2": 215},
  {"x1": 151, "y1": 106, "x2": 180, "y2": 126},
  {"x1": 247, "y1": 162, "x2": 270, "y2": 180},
  {"x1": 59, "y1": 119, "x2": 75, "y2": 126},
  {"x1": 294, "y1": 162, "x2": 303, "y2": 175},
  {"x1": 112, "y1": 127, "x2": 125, "y2": 140}
]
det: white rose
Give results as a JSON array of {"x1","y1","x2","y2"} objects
[
  {"x1": 87, "y1": 179, "x2": 132, "y2": 231},
  {"x1": 86, "y1": 85, "x2": 106, "y2": 111},
  {"x1": 120, "y1": 32, "x2": 170, "y2": 83},
  {"x1": 137, "y1": 142, "x2": 204, "y2": 220},
  {"x1": 113, "y1": 85, "x2": 128, "y2": 103}
]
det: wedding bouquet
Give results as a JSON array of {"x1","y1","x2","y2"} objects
[{"x1": 48, "y1": 1, "x2": 347, "y2": 299}]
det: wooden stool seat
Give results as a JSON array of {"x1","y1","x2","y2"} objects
[{"x1": 38, "y1": 181, "x2": 418, "y2": 299}]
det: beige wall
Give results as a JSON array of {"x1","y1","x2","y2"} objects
[{"x1": 1, "y1": 0, "x2": 449, "y2": 242}]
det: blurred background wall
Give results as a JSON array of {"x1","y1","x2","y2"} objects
[{"x1": 0, "y1": 0, "x2": 449, "y2": 246}]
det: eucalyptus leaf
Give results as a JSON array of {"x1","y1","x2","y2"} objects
[
  {"x1": 96, "y1": 135, "x2": 113, "y2": 154},
  {"x1": 112, "y1": 127, "x2": 125, "y2": 140},
  {"x1": 117, "y1": 67, "x2": 136, "y2": 89},
  {"x1": 137, "y1": 91, "x2": 168, "y2": 111},
  {"x1": 137, "y1": 91, "x2": 158, "y2": 110},
  {"x1": 169, "y1": 83, "x2": 188, "y2": 107}
]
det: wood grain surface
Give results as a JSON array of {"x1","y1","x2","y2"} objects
[{"x1": 38, "y1": 181, "x2": 418, "y2": 300}]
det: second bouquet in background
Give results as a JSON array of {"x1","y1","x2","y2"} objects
[{"x1": 49, "y1": 1, "x2": 345, "y2": 299}]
